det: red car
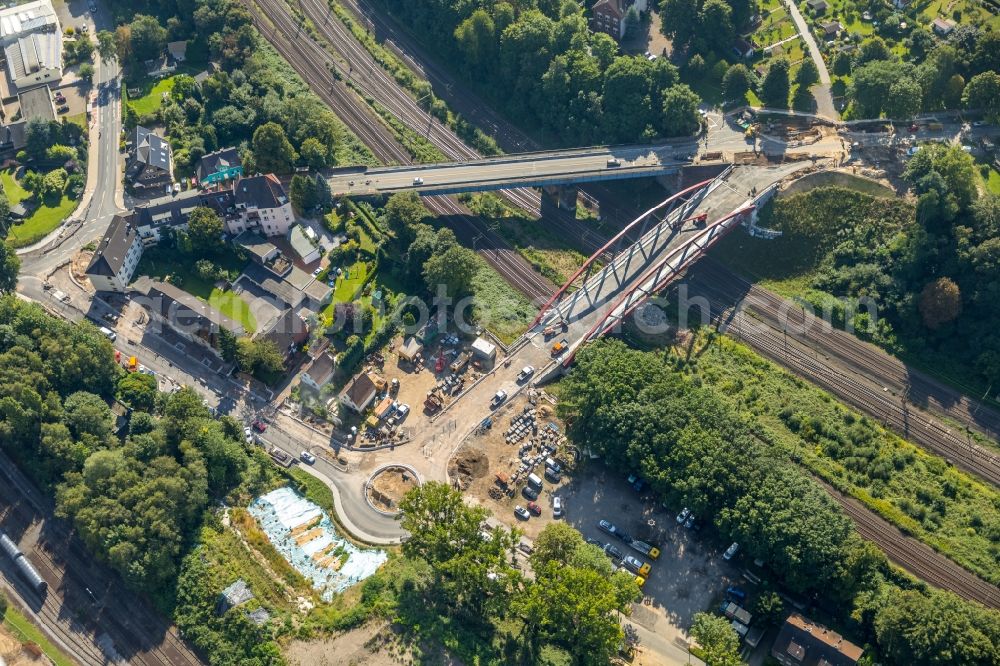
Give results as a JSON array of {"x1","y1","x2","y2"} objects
[
  {"x1": 251, "y1": 419, "x2": 267, "y2": 433},
  {"x1": 527, "y1": 502, "x2": 542, "y2": 516}
]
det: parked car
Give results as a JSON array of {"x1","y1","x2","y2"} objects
[
  {"x1": 252, "y1": 419, "x2": 267, "y2": 433},
  {"x1": 57, "y1": 104, "x2": 69, "y2": 113},
  {"x1": 516, "y1": 365, "x2": 535, "y2": 382},
  {"x1": 585, "y1": 538, "x2": 603, "y2": 548},
  {"x1": 491, "y1": 390, "x2": 507, "y2": 407},
  {"x1": 684, "y1": 514, "x2": 696, "y2": 529},
  {"x1": 598, "y1": 520, "x2": 618, "y2": 536},
  {"x1": 522, "y1": 485, "x2": 539, "y2": 500},
  {"x1": 300, "y1": 451, "x2": 316, "y2": 464},
  {"x1": 725, "y1": 585, "x2": 747, "y2": 603},
  {"x1": 552, "y1": 496, "x2": 563, "y2": 518},
  {"x1": 676, "y1": 507, "x2": 690, "y2": 525},
  {"x1": 527, "y1": 502, "x2": 541, "y2": 516},
  {"x1": 723, "y1": 542, "x2": 740, "y2": 561},
  {"x1": 603, "y1": 543, "x2": 623, "y2": 560},
  {"x1": 627, "y1": 473, "x2": 644, "y2": 492},
  {"x1": 243, "y1": 427, "x2": 254, "y2": 444},
  {"x1": 396, "y1": 403, "x2": 410, "y2": 420},
  {"x1": 514, "y1": 505, "x2": 530, "y2": 520}
]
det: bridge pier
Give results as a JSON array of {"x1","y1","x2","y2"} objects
[{"x1": 541, "y1": 184, "x2": 578, "y2": 215}]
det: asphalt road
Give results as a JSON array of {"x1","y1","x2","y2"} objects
[{"x1": 328, "y1": 143, "x2": 697, "y2": 196}]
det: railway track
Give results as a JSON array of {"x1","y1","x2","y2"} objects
[
  {"x1": 0, "y1": 457, "x2": 203, "y2": 666},
  {"x1": 818, "y1": 481, "x2": 1000, "y2": 609},
  {"x1": 248, "y1": 0, "x2": 554, "y2": 302},
  {"x1": 683, "y1": 266, "x2": 1000, "y2": 488}
]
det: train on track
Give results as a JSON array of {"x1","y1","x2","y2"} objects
[{"x1": 1, "y1": 529, "x2": 47, "y2": 595}]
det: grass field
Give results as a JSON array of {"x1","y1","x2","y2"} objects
[
  {"x1": 1, "y1": 168, "x2": 29, "y2": 204},
  {"x1": 135, "y1": 250, "x2": 257, "y2": 332},
  {"x1": 670, "y1": 331, "x2": 1000, "y2": 586},
  {"x1": 332, "y1": 261, "x2": 369, "y2": 302},
  {"x1": 3, "y1": 605, "x2": 76, "y2": 666},
  {"x1": 470, "y1": 259, "x2": 536, "y2": 344},
  {"x1": 983, "y1": 165, "x2": 1000, "y2": 195},
  {"x1": 127, "y1": 76, "x2": 178, "y2": 116},
  {"x1": 7, "y1": 194, "x2": 77, "y2": 248}
]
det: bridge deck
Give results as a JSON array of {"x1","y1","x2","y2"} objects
[{"x1": 327, "y1": 143, "x2": 698, "y2": 197}]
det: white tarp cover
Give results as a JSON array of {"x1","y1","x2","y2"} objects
[{"x1": 249, "y1": 487, "x2": 387, "y2": 600}]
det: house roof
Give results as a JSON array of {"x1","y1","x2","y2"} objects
[
  {"x1": 5, "y1": 30, "x2": 60, "y2": 84},
  {"x1": 398, "y1": 336, "x2": 422, "y2": 361},
  {"x1": 771, "y1": 613, "x2": 863, "y2": 666},
  {"x1": 806, "y1": 0, "x2": 827, "y2": 8},
  {"x1": 235, "y1": 231, "x2": 278, "y2": 263},
  {"x1": 0, "y1": 0, "x2": 58, "y2": 39},
  {"x1": 341, "y1": 372, "x2": 377, "y2": 408},
  {"x1": 304, "y1": 353, "x2": 336, "y2": 386},
  {"x1": 734, "y1": 37, "x2": 755, "y2": 53},
  {"x1": 135, "y1": 278, "x2": 246, "y2": 337},
  {"x1": 289, "y1": 225, "x2": 317, "y2": 261},
  {"x1": 258, "y1": 308, "x2": 308, "y2": 356},
  {"x1": 241, "y1": 262, "x2": 305, "y2": 309},
  {"x1": 593, "y1": 0, "x2": 624, "y2": 19},
  {"x1": 820, "y1": 20, "x2": 842, "y2": 33},
  {"x1": 132, "y1": 126, "x2": 171, "y2": 172},
  {"x1": 0, "y1": 120, "x2": 26, "y2": 151},
  {"x1": 235, "y1": 174, "x2": 287, "y2": 209},
  {"x1": 196, "y1": 147, "x2": 242, "y2": 181},
  {"x1": 218, "y1": 579, "x2": 253, "y2": 611},
  {"x1": 302, "y1": 278, "x2": 333, "y2": 305},
  {"x1": 167, "y1": 40, "x2": 187, "y2": 60},
  {"x1": 133, "y1": 188, "x2": 234, "y2": 230},
  {"x1": 17, "y1": 85, "x2": 53, "y2": 122},
  {"x1": 932, "y1": 17, "x2": 955, "y2": 31},
  {"x1": 86, "y1": 214, "x2": 138, "y2": 277}
]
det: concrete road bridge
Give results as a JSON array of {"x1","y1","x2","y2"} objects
[{"x1": 326, "y1": 142, "x2": 702, "y2": 198}]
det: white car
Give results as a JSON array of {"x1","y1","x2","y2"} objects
[
  {"x1": 517, "y1": 365, "x2": 535, "y2": 382},
  {"x1": 723, "y1": 542, "x2": 739, "y2": 560},
  {"x1": 491, "y1": 390, "x2": 507, "y2": 407},
  {"x1": 300, "y1": 451, "x2": 316, "y2": 464},
  {"x1": 396, "y1": 403, "x2": 410, "y2": 420},
  {"x1": 413, "y1": 177, "x2": 424, "y2": 185},
  {"x1": 676, "y1": 507, "x2": 690, "y2": 525},
  {"x1": 243, "y1": 427, "x2": 254, "y2": 444},
  {"x1": 552, "y1": 496, "x2": 563, "y2": 518}
]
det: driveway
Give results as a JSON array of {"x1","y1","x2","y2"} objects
[{"x1": 783, "y1": 0, "x2": 837, "y2": 120}]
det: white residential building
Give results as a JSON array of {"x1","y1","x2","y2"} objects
[
  {"x1": 85, "y1": 215, "x2": 144, "y2": 292},
  {"x1": 229, "y1": 174, "x2": 294, "y2": 236}
]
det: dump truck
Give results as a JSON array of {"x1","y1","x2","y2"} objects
[
  {"x1": 629, "y1": 540, "x2": 661, "y2": 560},
  {"x1": 551, "y1": 339, "x2": 569, "y2": 357},
  {"x1": 450, "y1": 351, "x2": 471, "y2": 373},
  {"x1": 424, "y1": 392, "x2": 443, "y2": 414}
]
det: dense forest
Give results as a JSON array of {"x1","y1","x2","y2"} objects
[
  {"x1": 384, "y1": 0, "x2": 703, "y2": 144},
  {"x1": 558, "y1": 339, "x2": 1000, "y2": 664}
]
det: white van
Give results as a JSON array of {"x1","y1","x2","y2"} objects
[
  {"x1": 98, "y1": 326, "x2": 117, "y2": 341},
  {"x1": 526, "y1": 473, "x2": 543, "y2": 489},
  {"x1": 544, "y1": 457, "x2": 561, "y2": 474}
]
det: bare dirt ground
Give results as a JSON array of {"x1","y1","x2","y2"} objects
[
  {"x1": 368, "y1": 467, "x2": 420, "y2": 512},
  {"x1": 621, "y1": 11, "x2": 673, "y2": 57},
  {"x1": 448, "y1": 393, "x2": 575, "y2": 540},
  {"x1": 0, "y1": 625, "x2": 51, "y2": 666}
]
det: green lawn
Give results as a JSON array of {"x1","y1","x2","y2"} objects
[
  {"x1": 984, "y1": 166, "x2": 1000, "y2": 196},
  {"x1": 135, "y1": 250, "x2": 257, "y2": 332},
  {"x1": 1, "y1": 168, "x2": 29, "y2": 204},
  {"x1": 127, "y1": 76, "x2": 178, "y2": 116},
  {"x1": 332, "y1": 261, "x2": 368, "y2": 302},
  {"x1": 66, "y1": 112, "x2": 88, "y2": 132},
  {"x1": 3, "y1": 605, "x2": 76, "y2": 666},
  {"x1": 7, "y1": 194, "x2": 77, "y2": 248}
]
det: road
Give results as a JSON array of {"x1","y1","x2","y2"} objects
[
  {"x1": 327, "y1": 143, "x2": 695, "y2": 197},
  {"x1": 782, "y1": 0, "x2": 837, "y2": 119}
]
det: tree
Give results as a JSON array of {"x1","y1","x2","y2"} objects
[
  {"x1": 795, "y1": 59, "x2": 819, "y2": 88},
  {"x1": 127, "y1": 15, "x2": 168, "y2": 63},
  {"x1": 661, "y1": 84, "x2": 701, "y2": 137},
  {"x1": 832, "y1": 51, "x2": 852, "y2": 77},
  {"x1": 250, "y1": 122, "x2": 297, "y2": 174},
  {"x1": 885, "y1": 77, "x2": 922, "y2": 120},
  {"x1": 423, "y1": 245, "x2": 479, "y2": 297},
  {"x1": 760, "y1": 57, "x2": 791, "y2": 108},
  {"x1": 722, "y1": 64, "x2": 754, "y2": 101},
  {"x1": 874, "y1": 588, "x2": 1000, "y2": 665},
  {"x1": 857, "y1": 36, "x2": 892, "y2": 64},
  {"x1": 903, "y1": 144, "x2": 978, "y2": 220},
  {"x1": 298, "y1": 137, "x2": 328, "y2": 170},
  {"x1": 690, "y1": 613, "x2": 742, "y2": 666},
  {"x1": 384, "y1": 192, "x2": 428, "y2": 245},
  {"x1": 63, "y1": 391, "x2": 112, "y2": 442},
  {"x1": 624, "y1": 6, "x2": 641, "y2": 35},
  {"x1": 661, "y1": 0, "x2": 700, "y2": 48},
  {"x1": 919, "y1": 277, "x2": 962, "y2": 330},
  {"x1": 185, "y1": 207, "x2": 224, "y2": 255},
  {"x1": 78, "y1": 62, "x2": 95, "y2": 84},
  {"x1": 96, "y1": 30, "x2": 117, "y2": 61},
  {"x1": 963, "y1": 71, "x2": 1000, "y2": 122},
  {"x1": 531, "y1": 522, "x2": 585, "y2": 567},
  {"x1": 849, "y1": 60, "x2": 917, "y2": 118},
  {"x1": 752, "y1": 589, "x2": 785, "y2": 626},
  {"x1": 289, "y1": 174, "x2": 319, "y2": 213},
  {"x1": 699, "y1": 0, "x2": 734, "y2": 50},
  {"x1": 0, "y1": 242, "x2": 20, "y2": 293},
  {"x1": 117, "y1": 372, "x2": 157, "y2": 412}
]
